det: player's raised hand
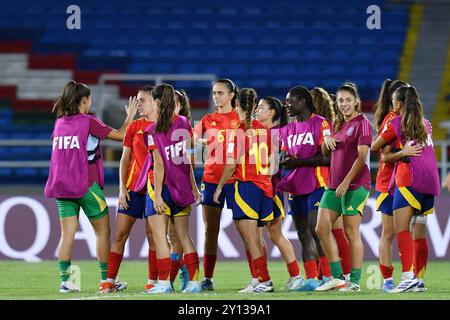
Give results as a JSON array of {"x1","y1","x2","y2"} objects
[{"x1": 125, "y1": 96, "x2": 138, "y2": 120}]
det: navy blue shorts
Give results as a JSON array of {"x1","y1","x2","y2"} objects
[
  {"x1": 201, "y1": 181, "x2": 235, "y2": 209},
  {"x1": 375, "y1": 191, "x2": 394, "y2": 216},
  {"x1": 233, "y1": 181, "x2": 273, "y2": 222},
  {"x1": 258, "y1": 191, "x2": 285, "y2": 227},
  {"x1": 117, "y1": 190, "x2": 148, "y2": 219},
  {"x1": 288, "y1": 187, "x2": 325, "y2": 216},
  {"x1": 145, "y1": 184, "x2": 191, "y2": 217},
  {"x1": 392, "y1": 186, "x2": 434, "y2": 215}
]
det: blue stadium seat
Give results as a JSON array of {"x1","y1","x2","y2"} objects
[{"x1": 0, "y1": 0, "x2": 409, "y2": 184}]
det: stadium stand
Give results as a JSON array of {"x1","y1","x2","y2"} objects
[{"x1": 0, "y1": 0, "x2": 410, "y2": 183}]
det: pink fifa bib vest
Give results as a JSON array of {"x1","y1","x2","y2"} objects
[
  {"x1": 45, "y1": 114, "x2": 93, "y2": 198},
  {"x1": 146, "y1": 116, "x2": 195, "y2": 207},
  {"x1": 388, "y1": 116, "x2": 440, "y2": 196},
  {"x1": 278, "y1": 115, "x2": 324, "y2": 195}
]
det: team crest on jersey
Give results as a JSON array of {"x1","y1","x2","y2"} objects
[
  {"x1": 230, "y1": 119, "x2": 240, "y2": 129},
  {"x1": 137, "y1": 129, "x2": 144, "y2": 134},
  {"x1": 347, "y1": 126, "x2": 354, "y2": 136}
]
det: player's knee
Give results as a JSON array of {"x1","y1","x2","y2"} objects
[
  {"x1": 114, "y1": 230, "x2": 129, "y2": 244},
  {"x1": 344, "y1": 228, "x2": 360, "y2": 243},
  {"x1": 268, "y1": 229, "x2": 282, "y2": 244},
  {"x1": 204, "y1": 227, "x2": 220, "y2": 240},
  {"x1": 315, "y1": 222, "x2": 329, "y2": 239},
  {"x1": 381, "y1": 231, "x2": 395, "y2": 243}
]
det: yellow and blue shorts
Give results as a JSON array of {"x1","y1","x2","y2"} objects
[
  {"x1": 201, "y1": 181, "x2": 235, "y2": 209},
  {"x1": 392, "y1": 186, "x2": 434, "y2": 215},
  {"x1": 145, "y1": 183, "x2": 191, "y2": 217},
  {"x1": 375, "y1": 192, "x2": 394, "y2": 216},
  {"x1": 288, "y1": 187, "x2": 325, "y2": 216},
  {"x1": 233, "y1": 181, "x2": 274, "y2": 222},
  {"x1": 118, "y1": 190, "x2": 147, "y2": 219},
  {"x1": 258, "y1": 191, "x2": 285, "y2": 227}
]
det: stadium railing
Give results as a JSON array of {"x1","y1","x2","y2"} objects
[{"x1": 0, "y1": 139, "x2": 449, "y2": 186}]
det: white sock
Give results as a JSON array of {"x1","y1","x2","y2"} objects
[
  {"x1": 148, "y1": 279, "x2": 157, "y2": 285},
  {"x1": 384, "y1": 277, "x2": 393, "y2": 282},
  {"x1": 107, "y1": 278, "x2": 115, "y2": 284}
]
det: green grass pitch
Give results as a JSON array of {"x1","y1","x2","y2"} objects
[{"x1": 1, "y1": 260, "x2": 450, "y2": 300}]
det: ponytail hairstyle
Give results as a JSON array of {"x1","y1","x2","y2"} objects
[
  {"x1": 152, "y1": 83, "x2": 176, "y2": 133},
  {"x1": 373, "y1": 79, "x2": 408, "y2": 131},
  {"x1": 238, "y1": 88, "x2": 257, "y2": 130},
  {"x1": 394, "y1": 85, "x2": 428, "y2": 144},
  {"x1": 262, "y1": 96, "x2": 288, "y2": 128},
  {"x1": 52, "y1": 80, "x2": 91, "y2": 118},
  {"x1": 334, "y1": 82, "x2": 361, "y2": 132},
  {"x1": 175, "y1": 89, "x2": 192, "y2": 121},
  {"x1": 287, "y1": 86, "x2": 315, "y2": 114},
  {"x1": 310, "y1": 87, "x2": 335, "y2": 123},
  {"x1": 213, "y1": 78, "x2": 239, "y2": 108}
]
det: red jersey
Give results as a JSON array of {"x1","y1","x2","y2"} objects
[
  {"x1": 375, "y1": 111, "x2": 397, "y2": 192},
  {"x1": 123, "y1": 118, "x2": 154, "y2": 192},
  {"x1": 380, "y1": 121, "x2": 412, "y2": 188},
  {"x1": 194, "y1": 109, "x2": 240, "y2": 184},
  {"x1": 230, "y1": 120, "x2": 273, "y2": 198},
  {"x1": 316, "y1": 118, "x2": 331, "y2": 188}
]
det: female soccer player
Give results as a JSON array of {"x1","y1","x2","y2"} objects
[
  {"x1": 145, "y1": 83, "x2": 202, "y2": 294},
  {"x1": 315, "y1": 82, "x2": 372, "y2": 292},
  {"x1": 166, "y1": 89, "x2": 193, "y2": 290},
  {"x1": 236, "y1": 96, "x2": 304, "y2": 292},
  {"x1": 213, "y1": 88, "x2": 274, "y2": 293},
  {"x1": 371, "y1": 85, "x2": 440, "y2": 293},
  {"x1": 101, "y1": 86, "x2": 158, "y2": 293},
  {"x1": 370, "y1": 79, "x2": 423, "y2": 292},
  {"x1": 310, "y1": 87, "x2": 351, "y2": 281},
  {"x1": 193, "y1": 79, "x2": 240, "y2": 291},
  {"x1": 44, "y1": 80, "x2": 137, "y2": 293},
  {"x1": 278, "y1": 86, "x2": 332, "y2": 291}
]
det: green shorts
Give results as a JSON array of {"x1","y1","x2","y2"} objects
[
  {"x1": 56, "y1": 183, "x2": 108, "y2": 220},
  {"x1": 319, "y1": 186, "x2": 370, "y2": 216}
]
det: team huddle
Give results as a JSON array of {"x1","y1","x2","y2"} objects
[{"x1": 44, "y1": 77, "x2": 440, "y2": 294}]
